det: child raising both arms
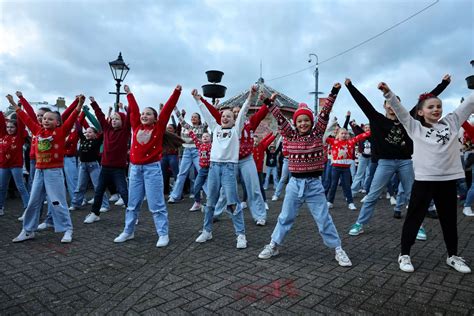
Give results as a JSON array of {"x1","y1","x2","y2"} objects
[
  {"x1": 258, "y1": 83, "x2": 352, "y2": 267},
  {"x1": 378, "y1": 82, "x2": 473, "y2": 274}
]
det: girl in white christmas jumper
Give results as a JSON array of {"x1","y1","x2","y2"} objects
[{"x1": 379, "y1": 82, "x2": 473, "y2": 274}]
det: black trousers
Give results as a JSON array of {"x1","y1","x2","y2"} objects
[
  {"x1": 91, "y1": 167, "x2": 128, "y2": 216},
  {"x1": 401, "y1": 180, "x2": 458, "y2": 257}
]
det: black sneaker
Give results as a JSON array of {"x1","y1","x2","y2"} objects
[
  {"x1": 426, "y1": 211, "x2": 438, "y2": 219},
  {"x1": 393, "y1": 211, "x2": 402, "y2": 219}
]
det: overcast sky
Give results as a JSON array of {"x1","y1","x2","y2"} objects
[{"x1": 1, "y1": 0, "x2": 473, "y2": 124}]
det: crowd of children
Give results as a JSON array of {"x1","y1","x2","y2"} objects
[{"x1": 1, "y1": 72, "x2": 473, "y2": 274}]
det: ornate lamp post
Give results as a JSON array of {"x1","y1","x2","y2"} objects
[{"x1": 108, "y1": 52, "x2": 130, "y2": 112}]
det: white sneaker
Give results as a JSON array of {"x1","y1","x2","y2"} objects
[
  {"x1": 256, "y1": 219, "x2": 266, "y2": 226},
  {"x1": 81, "y1": 200, "x2": 87, "y2": 206},
  {"x1": 241, "y1": 201, "x2": 248, "y2": 209},
  {"x1": 348, "y1": 203, "x2": 357, "y2": 210},
  {"x1": 87, "y1": 198, "x2": 94, "y2": 205},
  {"x1": 446, "y1": 256, "x2": 471, "y2": 273},
  {"x1": 327, "y1": 202, "x2": 333, "y2": 208},
  {"x1": 12, "y1": 230, "x2": 35, "y2": 242},
  {"x1": 114, "y1": 232, "x2": 134, "y2": 243},
  {"x1": 115, "y1": 198, "x2": 125, "y2": 206},
  {"x1": 428, "y1": 204, "x2": 437, "y2": 212},
  {"x1": 258, "y1": 243, "x2": 279, "y2": 259},
  {"x1": 17, "y1": 215, "x2": 24, "y2": 222},
  {"x1": 84, "y1": 213, "x2": 100, "y2": 224},
  {"x1": 189, "y1": 202, "x2": 201, "y2": 212},
  {"x1": 68, "y1": 206, "x2": 78, "y2": 211},
  {"x1": 37, "y1": 222, "x2": 54, "y2": 230},
  {"x1": 386, "y1": 193, "x2": 391, "y2": 199},
  {"x1": 335, "y1": 248, "x2": 352, "y2": 267},
  {"x1": 168, "y1": 197, "x2": 176, "y2": 204},
  {"x1": 360, "y1": 195, "x2": 367, "y2": 203},
  {"x1": 360, "y1": 189, "x2": 367, "y2": 194},
  {"x1": 195, "y1": 230, "x2": 212, "y2": 243},
  {"x1": 398, "y1": 254, "x2": 414, "y2": 272},
  {"x1": 236, "y1": 234, "x2": 247, "y2": 249},
  {"x1": 0, "y1": 207, "x2": 4, "y2": 216},
  {"x1": 264, "y1": 202, "x2": 269, "y2": 210},
  {"x1": 463, "y1": 207, "x2": 474, "y2": 217},
  {"x1": 390, "y1": 196, "x2": 397, "y2": 206},
  {"x1": 109, "y1": 194, "x2": 120, "y2": 202},
  {"x1": 99, "y1": 207, "x2": 110, "y2": 213},
  {"x1": 156, "y1": 235, "x2": 169, "y2": 247},
  {"x1": 189, "y1": 194, "x2": 195, "y2": 199},
  {"x1": 271, "y1": 195, "x2": 278, "y2": 201},
  {"x1": 61, "y1": 230, "x2": 73, "y2": 243}
]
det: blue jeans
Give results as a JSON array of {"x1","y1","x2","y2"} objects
[
  {"x1": 193, "y1": 167, "x2": 209, "y2": 203},
  {"x1": 364, "y1": 161, "x2": 378, "y2": 193},
  {"x1": 28, "y1": 159, "x2": 36, "y2": 192},
  {"x1": 351, "y1": 156, "x2": 370, "y2": 195},
  {"x1": 170, "y1": 147, "x2": 200, "y2": 200},
  {"x1": 274, "y1": 158, "x2": 289, "y2": 198},
  {"x1": 23, "y1": 168, "x2": 73, "y2": 233},
  {"x1": 0, "y1": 167, "x2": 30, "y2": 209},
  {"x1": 214, "y1": 155, "x2": 266, "y2": 221},
  {"x1": 322, "y1": 161, "x2": 333, "y2": 195},
  {"x1": 327, "y1": 167, "x2": 353, "y2": 204},
  {"x1": 203, "y1": 162, "x2": 245, "y2": 234},
  {"x1": 63, "y1": 156, "x2": 78, "y2": 201},
  {"x1": 270, "y1": 177, "x2": 341, "y2": 248},
  {"x1": 356, "y1": 159, "x2": 414, "y2": 225},
  {"x1": 263, "y1": 166, "x2": 279, "y2": 190},
  {"x1": 124, "y1": 162, "x2": 168, "y2": 236},
  {"x1": 464, "y1": 168, "x2": 474, "y2": 207},
  {"x1": 91, "y1": 167, "x2": 129, "y2": 216},
  {"x1": 71, "y1": 161, "x2": 109, "y2": 209},
  {"x1": 161, "y1": 154, "x2": 179, "y2": 194}
]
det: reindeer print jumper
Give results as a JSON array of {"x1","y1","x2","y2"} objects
[{"x1": 326, "y1": 131, "x2": 371, "y2": 168}]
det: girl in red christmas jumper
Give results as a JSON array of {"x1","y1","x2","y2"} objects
[
  {"x1": 9, "y1": 94, "x2": 84, "y2": 243},
  {"x1": 114, "y1": 84, "x2": 182, "y2": 248},
  {"x1": 0, "y1": 105, "x2": 29, "y2": 216},
  {"x1": 258, "y1": 83, "x2": 352, "y2": 267},
  {"x1": 326, "y1": 127, "x2": 371, "y2": 210}
]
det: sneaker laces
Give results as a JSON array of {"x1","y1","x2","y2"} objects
[
  {"x1": 337, "y1": 250, "x2": 349, "y2": 262},
  {"x1": 399, "y1": 255, "x2": 411, "y2": 265},
  {"x1": 450, "y1": 256, "x2": 467, "y2": 265}
]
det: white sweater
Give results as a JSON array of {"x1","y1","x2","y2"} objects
[
  {"x1": 385, "y1": 91, "x2": 474, "y2": 181},
  {"x1": 197, "y1": 98, "x2": 250, "y2": 163}
]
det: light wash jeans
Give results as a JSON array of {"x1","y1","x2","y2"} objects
[
  {"x1": 71, "y1": 161, "x2": 109, "y2": 209},
  {"x1": 263, "y1": 166, "x2": 279, "y2": 190},
  {"x1": 214, "y1": 155, "x2": 266, "y2": 221},
  {"x1": 63, "y1": 156, "x2": 78, "y2": 201},
  {"x1": 351, "y1": 156, "x2": 370, "y2": 195},
  {"x1": 23, "y1": 168, "x2": 73, "y2": 233},
  {"x1": 170, "y1": 147, "x2": 200, "y2": 200},
  {"x1": 356, "y1": 159, "x2": 414, "y2": 225},
  {"x1": 193, "y1": 167, "x2": 209, "y2": 203},
  {"x1": 0, "y1": 167, "x2": 30, "y2": 209},
  {"x1": 270, "y1": 176, "x2": 341, "y2": 248},
  {"x1": 28, "y1": 159, "x2": 36, "y2": 192},
  {"x1": 124, "y1": 162, "x2": 168, "y2": 236},
  {"x1": 274, "y1": 157, "x2": 289, "y2": 198},
  {"x1": 203, "y1": 162, "x2": 245, "y2": 235}
]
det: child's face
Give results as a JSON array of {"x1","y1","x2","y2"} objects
[
  {"x1": 269, "y1": 146, "x2": 276, "y2": 153},
  {"x1": 140, "y1": 108, "x2": 156, "y2": 125},
  {"x1": 363, "y1": 125, "x2": 370, "y2": 133},
  {"x1": 296, "y1": 114, "x2": 312, "y2": 135},
  {"x1": 166, "y1": 124, "x2": 175, "y2": 133},
  {"x1": 221, "y1": 110, "x2": 235, "y2": 128},
  {"x1": 191, "y1": 113, "x2": 200, "y2": 125},
  {"x1": 6, "y1": 122, "x2": 17, "y2": 135},
  {"x1": 111, "y1": 114, "x2": 123, "y2": 129},
  {"x1": 232, "y1": 106, "x2": 241, "y2": 119},
  {"x1": 202, "y1": 133, "x2": 211, "y2": 143},
  {"x1": 418, "y1": 98, "x2": 442, "y2": 125},
  {"x1": 253, "y1": 136, "x2": 260, "y2": 146},
  {"x1": 337, "y1": 129, "x2": 349, "y2": 140},
  {"x1": 383, "y1": 101, "x2": 396, "y2": 117},
  {"x1": 85, "y1": 127, "x2": 97, "y2": 140},
  {"x1": 41, "y1": 112, "x2": 59, "y2": 129},
  {"x1": 36, "y1": 110, "x2": 46, "y2": 123}
]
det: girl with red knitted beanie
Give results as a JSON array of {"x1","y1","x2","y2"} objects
[{"x1": 258, "y1": 83, "x2": 352, "y2": 267}]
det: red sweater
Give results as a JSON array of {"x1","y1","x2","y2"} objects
[
  {"x1": 91, "y1": 101, "x2": 131, "y2": 168},
  {"x1": 253, "y1": 133, "x2": 276, "y2": 172},
  {"x1": 200, "y1": 96, "x2": 269, "y2": 159},
  {"x1": 268, "y1": 87, "x2": 339, "y2": 175},
  {"x1": 189, "y1": 130, "x2": 212, "y2": 168},
  {"x1": 128, "y1": 88, "x2": 181, "y2": 165},
  {"x1": 0, "y1": 111, "x2": 27, "y2": 168},
  {"x1": 16, "y1": 106, "x2": 80, "y2": 169},
  {"x1": 64, "y1": 113, "x2": 89, "y2": 157},
  {"x1": 326, "y1": 131, "x2": 371, "y2": 167},
  {"x1": 462, "y1": 121, "x2": 474, "y2": 141}
]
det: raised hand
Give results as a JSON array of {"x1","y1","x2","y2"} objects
[
  {"x1": 89, "y1": 96, "x2": 95, "y2": 103},
  {"x1": 344, "y1": 78, "x2": 352, "y2": 86},
  {"x1": 6, "y1": 94, "x2": 19, "y2": 110},
  {"x1": 191, "y1": 89, "x2": 201, "y2": 101},
  {"x1": 118, "y1": 102, "x2": 124, "y2": 110},
  {"x1": 249, "y1": 85, "x2": 258, "y2": 97},
  {"x1": 346, "y1": 111, "x2": 351, "y2": 116},
  {"x1": 442, "y1": 74, "x2": 451, "y2": 83},
  {"x1": 377, "y1": 82, "x2": 390, "y2": 94},
  {"x1": 15, "y1": 91, "x2": 23, "y2": 98},
  {"x1": 124, "y1": 85, "x2": 130, "y2": 94},
  {"x1": 176, "y1": 85, "x2": 182, "y2": 91},
  {"x1": 270, "y1": 93, "x2": 278, "y2": 102},
  {"x1": 333, "y1": 83, "x2": 341, "y2": 90}
]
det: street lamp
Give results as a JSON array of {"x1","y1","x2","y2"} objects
[
  {"x1": 109, "y1": 52, "x2": 130, "y2": 112},
  {"x1": 308, "y1": 53, "x2": 322, "y2": 113}
]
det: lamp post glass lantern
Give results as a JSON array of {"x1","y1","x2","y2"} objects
[{"x1": 109, "y1": 52, "x2": 130, "y2": 111}]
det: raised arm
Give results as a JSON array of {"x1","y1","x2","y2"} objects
[
  {"x1": 235, "y1": 86, "x2": 256, "y2": 133},
  {"x1": 7, "y1": 94, "x2": 41, "y2": 135},
  {"x1": 345, "y1": 78, "x2": 379, "y2": 120},
  {"x1": 462, "y1": 121, "x2": 474, "y2": 140},
  {"x1": 188, "y1": 129, "x2": 202, "y2": 148},
  {"x1": 199, "y1": 96, "x2": 221, "y2": 124},
  {"x1": 452, "y1": 93, "x2": 474, "y2": 128},
  {"x1": 323, "y1": 116, "x2": 338, "y2": 144},
  {"x1": 265, "y1": 94, "x2": 295, "y2": 138},
  {"x1": 124, "y1": 85, "x2": 141, "y2": 129},
  {"x1": 173, "y1": 106, "x2": 192, "y2": 130},
  {"x1": 349, "y1": 120, "x2": 364, "y2": 135},
  {"x1": 0, "y1": 111, "x2": 6, "y2": 137},
  {"x1": 89, "y1": 97, "x2": 109, "y2": 129},
  {"x1": 157, "y1": 85, "x2": 182, "y2": 129},
  {"x1": 82, "y1": 104, "x2": 101, "y2": 131},
  {"x1": 194, "y1": 89, "x2": 218, "y2": 131},
  {"x1": 343, "y1": 111, "x2": 351, "y2": 129},
  {"x1": 409, "y1": 74, "x2": 451, "y2": 116},
  {"x1": 61, "y1": 96, "x2": 80, "y2": 121},
  {"x1": 313, "y1": 83, "x2": 341, "y2": 134},
  {"x1": 62, "y1": 96, "x2": 84, "y2": 134},
  {"x1": 248, "y1": 92, "x2": 269, "y2": 130},
  {"x1": 379, "y1": 82, "x2": 416, "y2": 133},
  {"x1": 351, "y1": 130, "x2": 371, "y2": 143},
  {"x1": 16, "y1": 92, "x2": 37, "y2": 121},
  {"x1": 262, "y1": 133, "x2": 277, "y2": 149}
]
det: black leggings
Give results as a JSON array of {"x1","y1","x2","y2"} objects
[{"x1": 401, "y1": 180, "x2": 458, "y2": 256}]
